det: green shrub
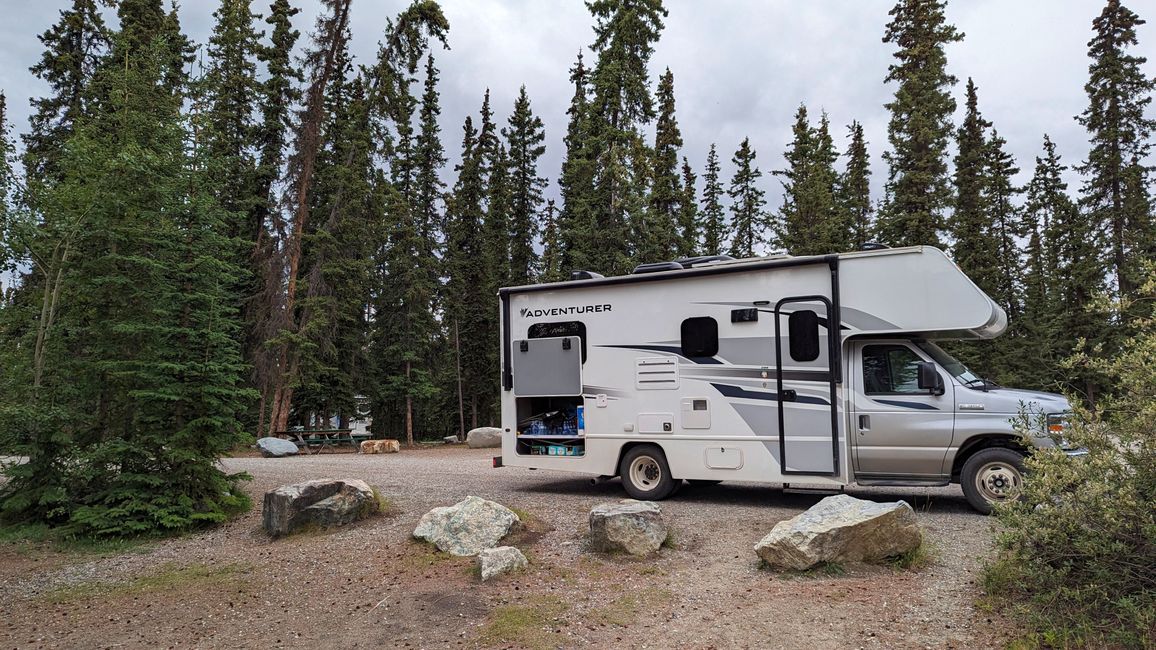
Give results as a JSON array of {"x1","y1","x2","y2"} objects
[{"x1": 985, "y1": 275, "x2": 1156, "y2": 647}]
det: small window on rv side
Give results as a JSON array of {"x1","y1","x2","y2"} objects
[
  {"x1": 788, "y1": 310, "x2": 821, "y2": 362},
  {"x1": 528, "y1": 321, "x2": 587, "y2": 362},
  {"x1": 680, "y1": 317, "x2": 719, "y2": 359},
  {"x1": 862, "y1": 345, "x2": 924, "y2": 394}
]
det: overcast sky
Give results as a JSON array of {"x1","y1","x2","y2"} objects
[{"x1": 2, "y1": 0, "x2": 1152, "y2": 210}]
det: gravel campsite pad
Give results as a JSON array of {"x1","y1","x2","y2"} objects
[{"x1": 0, "y1": 447, "x2": 1012, "y2": 648}]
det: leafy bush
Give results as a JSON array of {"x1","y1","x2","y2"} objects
[{"x1": 985, "y1": 276, "x2": 1156, "y2": 647}]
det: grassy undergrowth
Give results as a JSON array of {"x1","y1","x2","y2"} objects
[{"x1": 41, "y1": 561, "x2": 254, "y2": 604}]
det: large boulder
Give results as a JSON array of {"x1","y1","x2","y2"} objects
[
  {"x1": 263, "y1": 478, "x2": 377, "y2": 537},
  {"x1": 754, "y1": 494, "x2": 923, "y2": 571},
  {"x1": 476, "y1": 546, "x2": 528, "y2": 581},
  {"x1": 466, "y1": 427, "x2": 502, "y2": 449},
  {"x1": 588, "y1": 499, "x2": 668, "y2": 556},
  {"x1": 359, "y1": 439, "x2": 400, "y2": 454},
  {"x1": 257, "y1": 437, "x2": 299, "y2": 458},
  {"x1": 412, "y1": 496, "x2": 520, "y2": 556}
]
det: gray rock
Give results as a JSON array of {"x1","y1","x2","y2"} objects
[
  {"x1": 262, "y1": 478, "x2": 377, "y2": 537},
  {"x1": 754, "y1": 494, "x2": 923, "y2": 571},
  {"x1": 412, "y1": 495, "x2": 520, "y2": 556},
  {"x1": 443, "y1": 435, "x2": 460, "y2": 445},
  {"x1": 588, "y1": 499, "x2": 668, "y2": 556},
  {"x1": 476, "y1": 546, "x2": 528, "y2": 581},
  {"x1": 257, "y1": 436, "x2": 299, "y2": 458},
  {"x1": 466, "y1": 427, "x2": 502, "y2": 449}
]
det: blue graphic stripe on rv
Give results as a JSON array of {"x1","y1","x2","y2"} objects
[
  {"x1": 872, "y1": 399, "x2": 939, "y2": 410},
  {"x1": 599, "y1": 345, "x2": 724, "y2": 364},
  {"x1": 682, "y1": 367, "x2": 831, "y2": 382},
  {"x1": 710, "y1": 383, "x2": 831, "y2": 406}
]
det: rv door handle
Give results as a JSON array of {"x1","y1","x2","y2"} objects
[
  {"x1": 858, "y1": 415, "x2": 870, "y2": 432},
  {"x1": 780, "y1": 389, "x2": 797, "y2": 402}
]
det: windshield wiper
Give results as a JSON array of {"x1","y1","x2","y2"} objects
[{"x1": 963, "y1": 377, "x2": 997, "y2": 391}]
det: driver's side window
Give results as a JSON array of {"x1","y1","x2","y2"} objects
[{"x1": 863, "y1": 345, "x2": 924, "y2": 394}]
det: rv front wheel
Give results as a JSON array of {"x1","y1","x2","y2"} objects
[
  {"x1": 619, "y1": 445, "x2": 676, "y2": 500},
  {"x1": 961, "y1": 447, "x2": 1026, "y2": 514}
]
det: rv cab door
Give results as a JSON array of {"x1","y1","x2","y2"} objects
[{"x1": 850, "y1": 341, "x2": 956, "y2": 478}]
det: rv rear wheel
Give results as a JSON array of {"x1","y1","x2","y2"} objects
[
  {"x1": 619, "y1": 445, "x2": 676, "y2": 500},
  {"x1": 961, "y1": 447, "x2": 1026, "y2": 514}
]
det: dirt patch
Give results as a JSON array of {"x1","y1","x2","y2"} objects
[{"x1": 0, "y1": 448, "x2": 1014, "y2": 648}]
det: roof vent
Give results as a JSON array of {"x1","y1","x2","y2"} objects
[
  {"x1": 861, "y1": 242, "x2": 889, "y2": 251},
  {"x1": 672, "y1": 254, "x2": 735, "y2": 268},
  {"x1": 569, "y1": 270, "x2": 604, "y2": 280},
  {"x1": 631, "y1": 261, "x2": 684, "y2": 275}
]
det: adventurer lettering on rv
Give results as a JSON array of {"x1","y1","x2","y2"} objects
[{"x1": 520, "y1": 305, "x2": 612, "y2": 318}]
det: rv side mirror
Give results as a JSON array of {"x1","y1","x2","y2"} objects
[{"x1": 917, "y1": 362, "x2": 944, "y2": 396}]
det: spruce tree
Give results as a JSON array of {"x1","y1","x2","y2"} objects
[
  {"x1": 776, "y1": 106, "x2": 841, "y2": 255},
  {"x1": 1076, "y1": 0, "x2": 1155, "y2": 299},
  {"x1": 0, "y1": 93, "x2": 14, "y2": 285},
  {"x1": 540, "y1": 199, "x2": 564, "y2": 282},
  {"x1": 23, "y1": 0, "x2": 111, "y2": 181},
  {"x1": 837, "y1": 121, "x2": 872, "y2": 249},
  {"x1": 877, "y1": 0, "x2": 962, "y2": 248},
  {"x1": 983, "y1": 129, "x2": 1023, "y2": 321},
  {"x1": 677, "y1": 157, "x2": 698, "y2": 257},
  {"x1": 950, "y1": 78, "x2": 999, "y2": 295},
  {"x1": 557, "y1": 51, "x2": 594, "y2": 272},
  {"x1": 1035, "y1": 136, "x2": 1108, "y2": 402},
  {"x1": 250, "y1": 0, "x2": 301, "y2": 436},
  {"x1": 728, "y1": 137, "x2": 767, "y2": 258},
  {"x1": 413, "y1": 53, "x2": 446, "y2": 262},
  {"x1": 644, "y1": 67, "x2": 682, "y2": 262},
  {"x1": 584, "y1": 0, "x2": 668, "y2": 274},
  {"x1": 504, "y1": 86, "x2": 547, "y2": 285},
  {"x1": 2, "y1": 23, "x2": 251, "y2": 534},
  {"x1": 699, "y1": 143, "x2": 726, "y2": 256}
]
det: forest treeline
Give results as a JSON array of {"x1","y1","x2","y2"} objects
[{"x1": 0, "y1": 0, "x2": 1152, "y2": 534}]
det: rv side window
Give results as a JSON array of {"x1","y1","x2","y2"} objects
[
  {"x1": 680, "y1": 317, "x2": 719, "y2": 358},
  {"x1": 862, "y1": 345, "x2": 924, "y2": 393},
  {"x1": 788, "y1": 310, "x2": 821, "y2": 362},
  {"x1": 528, "y1": 321, "x2": 587, "y2": 362}
]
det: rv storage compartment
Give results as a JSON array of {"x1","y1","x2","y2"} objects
[
  {"x1": 511, "y1": 336, "x2": 582, "y2": 397},
  {"x1": 515, "y1": 396, "x2": 585, "y2": 457}
]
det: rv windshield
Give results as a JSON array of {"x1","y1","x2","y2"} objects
[{"x1": 913, "y1": 340, "x2": 983, "y2": 385}]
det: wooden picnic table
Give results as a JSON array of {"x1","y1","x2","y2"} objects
[{"x1": 273, "y1": 428, "x2": 371, "y2": 454}]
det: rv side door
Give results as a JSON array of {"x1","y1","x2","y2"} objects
[{"x1": 851, "y1": 341, "x2": 955, "y2": 478}]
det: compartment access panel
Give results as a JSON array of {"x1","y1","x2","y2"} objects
[{"x1": 511, "y1": 336, "x2": 583, "y2": 397}]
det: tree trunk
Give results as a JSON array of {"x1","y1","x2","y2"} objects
[
  {"x1": 405, "y1": 360, "x2": 414, "y2": 447},
  {"x1": 455, "y1": 319, "x2": 465, "y2": 440}
]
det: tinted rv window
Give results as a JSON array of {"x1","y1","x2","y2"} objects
[
  {"x1": 862, "y1": 345, "x2": 923, "y2": 393},
  {"x1": 680, "y1": 317, "x2": 719, "y2": 358},
  {"x1": 528, "y1": 321, "x2": 586, "y2": 362},
  {"x1": 788, "y1": 310, "x2": 821, "y2": 362}
]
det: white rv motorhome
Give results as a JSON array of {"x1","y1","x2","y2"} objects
[{"x1": 495, "y1": 246, "x2": 1077, "y2": 513}]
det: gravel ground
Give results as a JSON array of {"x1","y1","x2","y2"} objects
[{"x1": 0, "y1": 446, "x2": 1012, "y2": 649}]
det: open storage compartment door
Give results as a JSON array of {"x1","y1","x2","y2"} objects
[{"x1": 511, "y1": 336, "x2": 586, "y2": 457}]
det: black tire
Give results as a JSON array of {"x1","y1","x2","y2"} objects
[
  {"x1": 619, "y1": 445, "x2": 677, "y2": 500},
  {"x1": 686, "y1": 479, "x2": 722, "y2": 487},
  {"x1": 961, "y1": 447, "x2": 1027, "y2": 514}
]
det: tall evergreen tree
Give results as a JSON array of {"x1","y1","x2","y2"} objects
[
  {"x1": 699, "y1": 143, "x2": 726, "y2": 256},
  {"x1": 250, "y1": 0, "x2": 302, "y2": 436},
  {"x1": 2, "y1": 23, "x2": 251, "y2": 535},
  {"x1": 1076, "y1": 0, "x2": 1155, "y2": 299},
  {"x1": 837, "y1": 120, "x2": 872, "y2": 249},
  {"x1": 504, "y1": 85, "x2": 547, "y2": 285},
  {"x1": 583, "y1": 0, "x2": 668, "y2": 274},
  {"x1": 951, "y1": 78, "x2": 999, "y2": 294},
  {"x1": 643, "y1": 67, "x2": 682, "y2": 262},
  {"x1": 557, "y1": 51, "x2": 594, "y2": 272},
  {"x1": 877, "y1": 0, "x2": 962, "y2": 248},
  {"x1": 728, "y1": 137, "x2": 767, "y2": 258},
  {"x1": 1034, "y1": 136, "x2": 1108, "y2": 402},
  {"x1": 540, "y1": 199, "x2": 564, "y2": 282},
  {"x1": 413, "y1": 53, "x2": 446, "y2": 262},
  {"x1": 983, "y1": 129, "x2": 1023, "y2": 320},
  {"x1": 776, "y1": 106, "x2": 842, "y2": 255},
  {"x1": 23, "y1": 0, "x2": 111, "y2": 181},
  {"x1": 0, "y1": 93, "x2": 15, "y2": 287},
  {"x1": 677, "y1": 157, "x2": 698, "y2": 257}
]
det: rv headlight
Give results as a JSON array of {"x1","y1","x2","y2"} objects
[{"x1": 1046, "y1": 413, "x2": 1074, "y2": 449}]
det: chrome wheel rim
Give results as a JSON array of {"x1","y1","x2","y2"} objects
[
  {"x1": 628, "y1": 456, "x2": 662, "y2": 492},
  {"x1": 976, "y1": 461, "x2": 1022, "y2": 502}
]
